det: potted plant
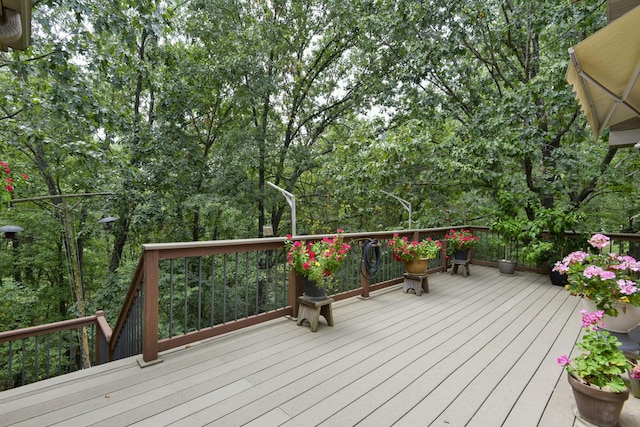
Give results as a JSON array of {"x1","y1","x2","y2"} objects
[
  {"x1": 557, "y1": 309, "x2": 630, "y2": 427},
  {"x1": 443, "y1": 229, "x2": 479, "y2": 277},
  {"x1": 285, "y1": 229, "x2": 351, "y2": 300},
  {"x1": 553, "y1": 233, "x2": 640, "y2": 332},
  {"x1": 522, "y1": 207, "x2": 583, "y2": 286},
  {"x1": 444, "y1": 229, "x2": 478, "y2": 260},
  {"x1": 491, "y1": 217, "x2": 525, "y2": 275},
  {"x1": 627, "y1": 353, "x2": 640, "y2": 399},
  {"x1": 388, "y1": 233, "x2": 442, "y2": 274}
]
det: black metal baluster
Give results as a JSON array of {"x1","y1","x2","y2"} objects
[
  {"x1": 169, "y1": 259, "x2": 174, "y2": 338},
  {"x1": 184, "y1": 258, "x2": 189, "y2": 334},
  {"x1": 198, "y1": 257, "x2": 203, "y2": 330}
]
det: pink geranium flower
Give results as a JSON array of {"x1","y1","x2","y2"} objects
[
  {"x1": 554, "y1": 234, "x2": 640, "y2": 317},
  {"x1": 557, "y1": 355, "x2": 571, "y2": 366},
  {"x1": 588, "y1": 233, "x2": 610, "y2": 250}
]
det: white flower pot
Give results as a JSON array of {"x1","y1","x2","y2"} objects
[{"x1": 582, "y1": 299, "x2": 640, "y2": 333}]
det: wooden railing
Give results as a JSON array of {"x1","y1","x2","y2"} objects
[
  {"x1": 0, "y1": 311, "x2": 112, "y2": 390},
  {"x1": 15, "y1": 227, "x2": 640, "y2": 388},
  {"x1": 0, "y1": 226, "x2": 507, "y2": 389},
  {"x1": 111, "y1": 229, "x2": 453, "y2": 364}
]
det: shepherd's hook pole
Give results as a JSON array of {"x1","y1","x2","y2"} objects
[
  {"x1": 267, "y1": 182, "x2": 296, "y2": 237},
  {"x1": 381, "y1": 191, "x2": 412, "y2": 229}
]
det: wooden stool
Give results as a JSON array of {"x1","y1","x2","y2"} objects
[
  {"x1": 450, "y1": 260, "x2": 470, "y2": 277},
  {"x1": 297, "y1": 296, "x2": 334, "y2": 332},
  {"x1": 449, "y1": 250, "x2": 471, "y2": 277},
  {"x1": 403, "y1": 273, "x2": 429, "y2": 296}
]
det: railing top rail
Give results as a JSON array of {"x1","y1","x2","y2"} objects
[
  {"x1": 0, "y1": 313, "x2": 99, "y2": 343},
  {"x1": 600, "y1": 231, "x2": 640, "y2": 241},
  {"x1": 142, "y1": 236, "x2": 288, "y2": 251},
  {"x1": 141, "y1": 226, "x2": 472, "y2": 253}
]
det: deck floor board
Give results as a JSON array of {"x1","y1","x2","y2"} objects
[{"x1": 2, "y1": 266, "x2": 640, "y2": 426}]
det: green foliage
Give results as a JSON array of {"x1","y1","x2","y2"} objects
[
  {"x1": 490, "y1": 216, "x2": 527, "y2": 260},
  {"x1": 559, "y1": 310, "x2": 631, "y2": 393},
  {"x1": 572, "y1": 332, "x2": 630, "y2": 392},
  {"x1": 522, "y1": 207, "x2": 584, "y2": 263},
  {"x1": 387, "y1": 234, "x2": 442, "y2": 261},
  {"x1": 0, "y1": 279, "x2": 39, "y2": 330},
  {"x1": 285, "y1": 231, "x2": 351, "y2": 283},
  {"x1": 444, "y1": 229, "x2": 479, "y2": 256}
]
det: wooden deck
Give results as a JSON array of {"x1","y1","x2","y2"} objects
[{"x1": 2, "y1": 266, "x2": 640, "y2": 426}]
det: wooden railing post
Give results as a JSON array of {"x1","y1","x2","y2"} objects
[
  {"x1": 94, "y1": 310, "x2": 112, "y2": 365},
  {"x1": 361, "y1": 249, "x2": 371, "y2": 299},
  {"x1": 142, "y1": 250, "x2": 159, "y2": 363},
  {"x1": 289, "y1": 270, "x2": 303, "y2": 318},
  {"x1": 442, "y1": 240, "x2": 450, "y2": 272}
]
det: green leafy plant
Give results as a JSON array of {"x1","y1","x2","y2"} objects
[
  {"x1": 553, "y1": 233, "x2": 640, "y2": 316},
  {"x1": 558, "y1": 309, "x2": 631, "y2": 393},
  {"x1": 522, "y1": 207, "x2": 583, "y2": 264},
  {"x1": 285, "y1": 230, "x2": 351, "y2": 283},
  {"x1": 490, "y1": 217, "x2": 525, "y2": 260},
  {"x1": 387, "y1": 234, "x2": 442, "y2": 262},
  {"x1": 444, "y1": 229, "x2": 478, "y2": 256}
]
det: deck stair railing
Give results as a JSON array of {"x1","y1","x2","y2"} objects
[
  {"x1": 7, "y1": 225, "x2": 604, "y2": 390},
  {"x1": 0, "y1": 311, "x2": 111, "y2": 391}
]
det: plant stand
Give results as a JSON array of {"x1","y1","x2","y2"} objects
[
  {"x1": 609, "y1": 325, "x2": 640, "y2": 353},
  {"x1": 296, "y1": 296, "x2": 334, "y2": 332},
  {"x1": 403, "y1": 273, "x2": 429, "y2": 296},
  {"x1": 450, "y1": 250, "x2": 471, "y2": 277}
]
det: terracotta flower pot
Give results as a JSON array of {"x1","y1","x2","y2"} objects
[
  {"x1": 404, "y1": 258, "x2": 429, "y2": 274},
  {"x1": 567, "y1": 373, "x2": 628, "y2": 427}
]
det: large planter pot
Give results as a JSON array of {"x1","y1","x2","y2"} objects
[
  {"x1": 549, "y1": 269, "x2": 568, "y2": 286},
  {"x1": 628, "y1": 370, "x2": 640, "y2": 399},
  {"x1": 303, "y1": 277, "x2": 327, "y2": 301},
  {"x1": 498, "y1": 259, "x2": 517, "y2": 275},
  {"x1": 453, "y1": 249, "x2": 470, "y2": 262},
  {"x1": 582, "y1": 299, "x2": 640, "y2": 333},
  {"x1": 567, "y1": 373, "x2": 628, "y2": 427},
  {"x1": 404, "y1": 258, "x2": 430, "y2": 274}
]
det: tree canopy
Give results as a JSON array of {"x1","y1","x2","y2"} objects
[{"x1": 2, "y1": 0, "x2": 640, "y2": 328}]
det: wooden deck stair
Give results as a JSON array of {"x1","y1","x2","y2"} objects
[{"x1": 2, "y1": 266, "x2": 640, "y2": 426}]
